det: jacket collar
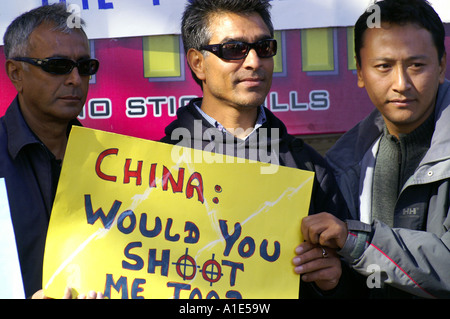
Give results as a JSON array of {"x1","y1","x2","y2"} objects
[
  {"x1": 421, "y1": 79, "x2": 450, "y2": 165},
  {"x1": 164, "y1": 97, "x2": 290, "y2": 145},
  {"x1": 4, "y1": 96, "x2": 41, "y2": 159},
  {"x1": 325, "y1": 107, "x2": 384, "y2": 174},
  {"x1": 4, "y1": 95, "x2": 82, "y2": 159}
]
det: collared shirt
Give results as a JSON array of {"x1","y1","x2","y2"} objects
[
  {"x1": 193, "y1": 100, "x2": 267, "y2": 140},
  {"x1": 0, "y1": 96, "x2": 80, "y2": 297}
]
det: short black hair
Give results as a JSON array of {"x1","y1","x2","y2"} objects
[
  {"x1": 354, "y1": 0, "x2": 445, "y2": 66},
  {"x1": 181, "y1": 0, "x2": 273, "y2": 87}
]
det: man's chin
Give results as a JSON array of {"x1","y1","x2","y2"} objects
[
  {"x1": 55, "y1": 104, "x2": 84, "y2": 121},
  {"x1": 236, "y1": 93, "x2": 268, "y2": 109}
]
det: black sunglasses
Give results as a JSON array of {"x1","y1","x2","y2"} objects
[
  {"x1": 200, "y1": 39, "x2": 277, "y2": 60},
  {"x1": 13, "y1": 57, "x2": 100, "y2": 76}
]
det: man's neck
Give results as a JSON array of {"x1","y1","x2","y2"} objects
[
  {"x1": 19, "y1": 101, "x2": 69, "y2": 160},
  {"x1": 200, "y1": 100, "x2": 259, "y2": 139},
  {"x1": 384, "y1": 104, "x2": 436, "y2": 139}
]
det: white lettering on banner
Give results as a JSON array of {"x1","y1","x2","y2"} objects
[
  {"x1": 309, "y1": 90, "x2": 330, "y2": 110},
  {"x1": 80, "y1": 91, "x2": 330, "y2": 120},
  {"x1": 268, "y1": 90, "x2": 330, "y2": 112},
  {"x1": 89, "y1": 98, "x2": 112, "y2": 119},
  {"x1": 126, "y1": 98, "x2": 147, "y2": 118},
  {"x1": 78, "y1": 98, "x2": 112, "y2": 119},
  {"x1": 125, "y1": 96, "x2": 197, "y2": 119}
]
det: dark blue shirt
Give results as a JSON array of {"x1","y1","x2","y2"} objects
[{"x1": 0, "y1": 96, "x2": 80, "y2": 298}]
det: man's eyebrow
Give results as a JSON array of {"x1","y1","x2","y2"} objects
[
  {"x1": 370, "y1": 55, "x2": 430, "y2": 62},
  {"x1": 406, "y1": 55, "x2": 430, "y2": 61},
  {"x1": 219, "y1": 34, "x2": 272, "y2": 43},
  {"x1": 46, "y1": 54, "x2": 91, "y2": 60}
]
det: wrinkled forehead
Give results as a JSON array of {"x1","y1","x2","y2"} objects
[
  {"x1": 205, "y1": 11, "x2": 271, "y2": 44},
  {"x1": 27, "y1": 22, "x2": 90, "y2": 58}
]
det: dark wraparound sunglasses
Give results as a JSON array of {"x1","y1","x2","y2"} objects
[
  {"x1": 200, "y1": 39, "x2": 277, "y2": 60},
  {"x1": 12, "y1": 57, "x2": 100, "y2": 76}
]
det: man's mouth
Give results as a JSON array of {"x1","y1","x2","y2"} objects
[{"x1": 388, "y1": 98, "x2": 415, "y2": 107}]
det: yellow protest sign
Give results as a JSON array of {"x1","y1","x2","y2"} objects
[{"x1": 43, "y1": 127, "x2": 314, "y2": 299}]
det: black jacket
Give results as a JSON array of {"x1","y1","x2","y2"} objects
[
  {"x1": 161, "y1": 98, "x2": 348, "y2": 220},
  {"x1": 0, "y1": 96, "x2": 80, "y2": 297},
  {"x1": 160, "y1": 99, "x2": 362, "y2": 298}
]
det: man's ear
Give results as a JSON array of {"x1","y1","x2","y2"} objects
[
  {"x1": 186, "y1": 48, "x2": 206, "y2": 82},
  {"x1": 356, "y1": 60, "x2": 365, "y2": 89},
  {"x1": 438, "y1": 52, "x2": 447, "y2": 84},
  {"x1": 5, "y1": 60, "x2": 24, "y2": 93}
]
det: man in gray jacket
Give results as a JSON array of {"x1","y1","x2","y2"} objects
[{"x1": 299, "y1": 0, "x2": 450, "y2": 298}]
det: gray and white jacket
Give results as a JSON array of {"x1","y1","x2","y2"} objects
[{"x1": 326, "y1": 80, "x2": 450, "y2": 298}]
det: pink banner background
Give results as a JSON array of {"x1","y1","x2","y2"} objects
[{"x1": 1, "y1": 26, "x2": 450, "y2": 141}]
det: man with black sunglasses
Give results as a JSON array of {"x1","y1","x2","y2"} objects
[
  {"x1": 161, "y1": 0, "x2": 357, "y2": 298},
  {"x1": 0, "y1": 4, "x2": 101, "y2": 298}
]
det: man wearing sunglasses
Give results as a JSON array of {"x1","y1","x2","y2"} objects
[
  {"x1": 161, "y1": 0, "x2": 358, "y2": 298},
  {"x1": 0, "y1": 4, "x2": 100, "y2": 298}
]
